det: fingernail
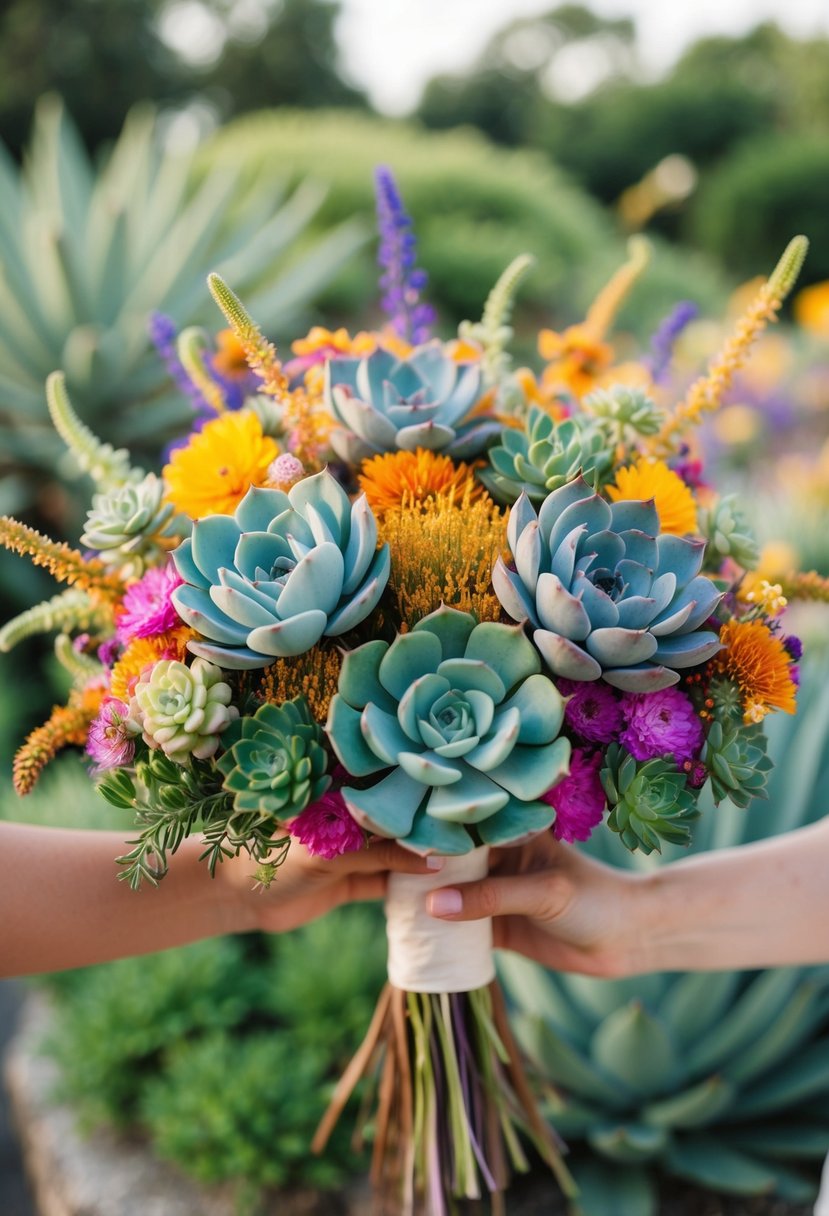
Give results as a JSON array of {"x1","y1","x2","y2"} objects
[
  {"x1": 429, "y1": 889, "x2": 462, "y2": 917},
  {"x1": 426, "y1": 855, "x2": 444, "y2": 871}
]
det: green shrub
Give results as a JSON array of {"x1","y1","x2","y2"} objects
[
  {"x1": 500, "y1": 660, "x2": 829, "y2": 1213},
  {"x1": 691, "y1": 133, "x2": 829, "y2": 286}
]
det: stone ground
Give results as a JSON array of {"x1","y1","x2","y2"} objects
[{"x1": 1, "y1": 989, "x2": 817, "y2": 1216}]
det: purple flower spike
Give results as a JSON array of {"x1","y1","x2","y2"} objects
[
  {"x1": 374, "y1": 166, "x2": 436, "y2": 344},
  {"x1": 148, "y1": 312, "x2": 214, "y2": 417},
  {"x1": 644, "y1": 300, "x2": 698, "y2": 383}
]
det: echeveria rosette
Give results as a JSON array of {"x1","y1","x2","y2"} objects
[
  {"x1": 479, "y1": 407, "x2": 614, "y2": 505},
  {"x1": 216, "y1": 698, "x2": 330, "y2": 823},
  {"x1": 600, "y1": 743, "x2": 699, "y2": 853},
  {"x1": 129, "y1": 657, "x2": 238, "y2": 761},
  {"x1": 170, "y1": 469, "x2": 390, "y2": 670},
  {"x1": 493, "y1": 476, "x2": 723, "y2": 693},
  {"x1": 701, "y1": 719, "x2": 773, "y2": 809},
  {"x1": 326, "y1": 606, "x2": 571, "y2": 855},
  {"x1": 323, "y1": 343, "x2": 498, "y2": 463}
]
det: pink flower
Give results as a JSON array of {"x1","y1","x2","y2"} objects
[
  {"x1": 544, "y1": 748, "x2": 606, "y2": 843},
  {"x1": 620, "y1": 688, "x2": 704, "y2": 765},
  {"x1": 86, "y1": 698, "x2": 136, "y2": 774},
  {"x1": 115, "y1": 563, "x2": 183, "y2": 645},
  {"x1": 558, "y1": 679, "x2": 623, "y2": 744},
  {"x1": 289, "y1": 790, "x2": 365, "y2": 859}
]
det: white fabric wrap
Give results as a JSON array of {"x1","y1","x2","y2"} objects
[
  {"x1": 815, "y1": 1155, "x2": 829, "y2": 1215},
  {"x1": 385, "y1": 846, "x2": 495, "y2": 993}
]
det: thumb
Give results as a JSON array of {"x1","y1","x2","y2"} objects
[{"x1": 427, "y1": 871, "x2": 571, "y2": 924}]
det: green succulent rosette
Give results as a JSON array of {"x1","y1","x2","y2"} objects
[
  {"x1": 600, "y1": 744, "x2": 699, "y2": 853},
  {"x1": 324, "y1": 342, "x2": 498, "y2": 463},
  {"x1": 129, "y1": 656, "x2": 238, "y2": 761},
  {"x1": 326, "y1": 605, "x2": 571, "y2": 855},
  {"x1": 216, "y1": 698, "x2": 330, "y2": 822},
  {"x1": 171, "y1": 469, "x2": 390, "y2": 670},
  {"x1": 493, "y1": 475, "x2": 723, "y2": 692},
  {"x1": 479, "y1": 407, "x2": 614, "y2": 504},
  {"x1": 701, "y1": 719, "x2": 773, "y2": 808},
  {"x1": 81, "y1": 472, "x2": 177, "y2": 572}
]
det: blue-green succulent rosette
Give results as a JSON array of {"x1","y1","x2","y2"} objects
[
  {"x1": 170, "y1": 469, "x2": 390, "y2": 669},
  {"x1": 325, "y1": 605, "x2": 571, "y2": 855},
  {"x1": 493, "y1": 476, "x2": 723, "y2": 692},
  {"x1": 324, "y1": 342, "x2": 500, "y2": 463}
]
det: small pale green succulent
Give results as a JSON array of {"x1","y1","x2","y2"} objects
[
  {"x1": 493, "y1": 476, "x2": 722, "y2": 692},
  {"x1": 81, "y1": 473, "x2": 178, "y2": 574},
  {"x1": 600, "y1": 744, "x2": 699, "y2": 853},
  {"x1": 217, "y1": 698, "x2": 330, "y2": 824},
  {"x1": 478, "y1": 407, "x2": 614, "y2": 504},
  {"x1": 701, "y1": 719, "x2": 772, "y2": 808},
  {"x1": 697, "y1": 493, "x2": 760, "y2": 571},
  {"x1": 583, "y1": 385, "x2": 664, "y2": 444},
  {"x1": 326, "y1": 605, "x2": 570, "y2": 854},
  {"x1": 323, "y1": 343, "x2": 498, "y2": 463},
  {"x1": 129, "y1": 657, "x2": 239, "y2": 762},
  {"x1": 171, "y1": 471, "x2": 390, "y2": 670}
]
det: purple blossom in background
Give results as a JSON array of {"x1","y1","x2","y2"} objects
[
  {"x1": 374, "y1": 166, "x2": 436, "y2": 344},
  {"x1": 86, "y1": 698, "x2": 135, "y2": 774},
  {"x1": 290, "y1": 789, "x2": 365, "y2": 859},
  {"x1": 784, "y1": 634, "x2": 803, "y2": 662},
  {"x1": 620, "y1": 687, "x2": 704, "y2": 766},
  {"x1": 644, "y1": 301, "x2": 698, "y2": 383},
  {"x1": 148, "y1": 312, "x2": 213, "y2": 416}
]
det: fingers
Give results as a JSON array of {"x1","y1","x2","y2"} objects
[
  {"x1": 331, "y1": 837, "x2": 442, "y2": 876},
  {"x1": 427, "y1": 871, "x2": 572, "y2": 925}
]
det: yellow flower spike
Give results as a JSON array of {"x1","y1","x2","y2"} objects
[
  {"x1": 177, "y1": 327, "x2": 228, "y2": 415},
  {"x1": 652, "y1": 236, "x2": 809, "y2": 454},
  {"x1": 207, "y1": 273, "x2": 289, "y2": 398},
  {"x1": 0, "y1": 516, "x2": 124, "y2": 604},
  {"x1": 13, "y1": 685, "x2": 106, "y2": 795},
  {"x1": 584, "y1": 237, "x2": 651, "y2": 341},
  {"x1": 606, "y1": 456, "x2": 698, "y2": 536}
]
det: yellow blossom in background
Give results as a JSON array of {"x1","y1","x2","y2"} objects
[
  {"x1": 794, "y1": 280, "x2": 829, "y2": 340},
  {"x1": 164, "y1": 410, "x2": 278, "y2": 519},
  {"x1": 291, "y1": 326, "x2": 356, "y2": 361},
  {"x1": 445, "y1": 337, "x2": 484, "y2": 363},
  {"x1": 738, "y1": 541, "x2": 800, "y2": 607},
  {"x1": 743, "y1": 580, "x2": 788, "y2": 617},
  {"x1": 537, "y1": 323, "x2": 615, "y2": 399},
  {"x1": 359, "y1": 448, "x2": 485, "y2": 516},
  {"x1": 607, "y1": 457, "x2": 698, "y2": 536},
  {"x1": 716, "y1": 619, "x2": 797, "y2": 720},
  {"x1": 711, "y1": 403, "x2": 763, "y2": 448},
  {"x1": 212, "y1": 329, "x2": 251, "y2": 380},
  {"x1": 514, "y1": 368, "x2": 571, "y2": 420},
  {"x1": 109, "y1": 628, "x2": 194, "y2": 702}
]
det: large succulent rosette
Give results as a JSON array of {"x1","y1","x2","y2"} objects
[
  {"x1": 326, "y1": 605, "x2": 571, "y2": 854},
  {"x1": 324, "y1": 342, "x2": 499, "y2": 463},
  {"x1": 493, "y1": 476, "x2": 723, "y2": 692},
  {"x1": 170, "y1": 470, "x2": 390, "y2": 669}
]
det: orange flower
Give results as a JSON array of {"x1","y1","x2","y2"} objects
[
  {"x1": 109, "y1": 628, "x2": 194, "y2": 702},
  {"x1": 794, "y1": 280, "x2": 829, "y2": 339},
  {"x1": 164, "y1": 410, "x2": 279, "y2": 519},
  {"x1": 716, "y1": 619, "x2": 797, "y2": 721},
  {"x1": 359, "y1": 448, "x2": 485, "y2": 516},
  {"x1": 607, "y1": 457, "x2": 698, "y2": 536},
  {"x1": 212, "y1": 329, "x2": 251, "y2": 380},
  {"x1": 538, "y1": 323, "x2": 615, "y2": 399}
]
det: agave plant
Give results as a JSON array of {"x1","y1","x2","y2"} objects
[
  {"x1": 323, "y1": 342, "x2": 499, "y2": 463},
  {"x1": 0, "y1": 96, "x2": 367, "y2": 512},
  {"x1": 500, "y1": 662, "x2": 829, "y2": 1214},
  {"x1": 171, "y1": 471, "x2": 390, "y2": 669},
  {"x1": 493, "y1": 476, "x2": 722, "y2": 692},
  {"x1": 326, "y1": 604, "x2": 570, "y2": 854}
]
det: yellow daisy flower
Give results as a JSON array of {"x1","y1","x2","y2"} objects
[
  {"x1": 164, "y1": 410, "x2": 279, "y2": 520},
  {"x1": 716, "y1": 619, "x2": 797, "y2": 720},
  {"x1": 607, "y1": 456, "x2": 698, "y2": 536},
  {"x1": 358, "y1": 448, "x2": 485, "y2": 516}
]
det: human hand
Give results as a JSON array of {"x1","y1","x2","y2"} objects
[
  {"x1": 426, "y1": 833, "x2": 644, "y2": 978},
  {"x1": 225, "y1": 837, "x2": 441, "y2": 935}
]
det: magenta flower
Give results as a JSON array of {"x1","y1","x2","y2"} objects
[
  {"x1": 86, "y1": 698, "x2": 136, "y2": 774},
  {"x1": 115, "y1": 563, "x2": 183, "y2": 645},
  {"x1": 290, "y1": 790, "x2": 365, "y2": 860},
  {"x1": 544, "y1": 749, "x2": 605, "y2": 843},
  {"x1": 620, "y1": 687, "x2": 704, "y2": 765},
  {"x1": 558, "y1": 678, "x2": 623, "y2": 744}
]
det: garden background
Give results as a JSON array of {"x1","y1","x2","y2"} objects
[{"x1": 1, "y1": 2, "x2": 829, "y2": 1213}]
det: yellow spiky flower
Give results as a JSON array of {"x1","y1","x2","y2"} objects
[
  {"x1": 164, "y1": 410, "x2": 279, "y2": 519},
  {"x1": 258, "y1": 643, "x2": 343, "y2": 726},
  {"x1": 0, "y1": 517, "x2": 124, "y2": 604},
  {"x1": 13, "y1": 685, "x2": 106, "y2": 795},
  {"x1": 359, "y1": 449, "x2": 485, "y2": 516},
  {"x1": 716, "y1": 619, "x2": 797, "y2": 722},
  {"x1": 606, "y1": 457, "x2": 698, "y2": 536},
  {"x1": 379, "y1": 487, "x2": 506, "y2": 627}
]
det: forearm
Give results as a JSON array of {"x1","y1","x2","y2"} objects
[
  {"x1": 630, "y1": 817, "x2": 829, "y2": 973},
  {"x1": 0, "y1": 823, "x2": 257, "y2": 977}
]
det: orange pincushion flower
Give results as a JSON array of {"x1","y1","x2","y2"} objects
[
  {"x1": 109, "y1": 628, "x2": 193, "y2": 702},
  {"x1": 607, "y1": 457, "x2": 698, "y2": 536},
  {"x1": 538, "y1": 324, "x2": 614, "y2": 399},
  {"x1": 716, "y1": 619, "x2": 797, "y2": 721},
  {"x1": 164, "y1": 410, "x2": 279, "y2": 520},
  {"x1": 359, "y1": 449, "x2": 485, "y2": 516}
]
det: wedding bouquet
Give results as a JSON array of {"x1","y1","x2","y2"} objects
[{"x1": 2, "y1": 167, "x2": 820, "y2": 1214}]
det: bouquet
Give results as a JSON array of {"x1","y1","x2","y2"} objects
[{"x1": 2, "y1": 166, "x2": 823, "y2": 1214}]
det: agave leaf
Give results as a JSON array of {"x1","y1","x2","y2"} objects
[
  {"x1": 686, "y1": 968, "x2": 803, "y2": 1077},
  {"x1": 497, "y1": 953, "x2": 592, "y2": 1049},
  {"x1": 656, "y1": 970, "x2": 741, "y2": 1046},
  {"x1": 588, "y1": 1121, "x2": 668, "y2": 1163},
  {"x1": 511, "y1": 1013, "x2": 631, "y2": 1110},
  {"x1": 568, "y1": 1157, "x2": 657, "y2": 1216},
  {"x1": 729, "y1": 1039, "x2": 829, "y2": 1117},
  {"x1": 664, "y1": 1136, "x2": 777, "y2": 1192},
  {"x1": 725, "y1": 1121, "x2": 829, "y2": 1159},
  {"x1": 725, "y1": 980, "x2": 824, "y2": 1084},
  {"x1": 641, "y1": 1075, "x2": 734, "y2": 1129},
  {"x1": 591, "y1": 1003, "x2": 678, "y2": 1096}
]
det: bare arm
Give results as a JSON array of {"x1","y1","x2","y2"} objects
[
  {"x1": 426, "y1": 817, "x2": 829, "y2": 977},
  {"x1": 0, "y1": 822, "x2": 433, "y2": 978}
]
